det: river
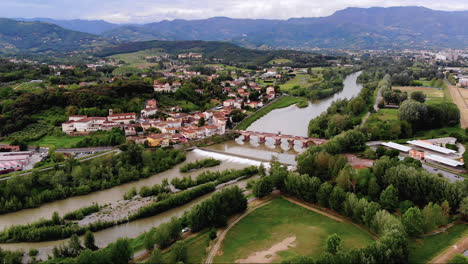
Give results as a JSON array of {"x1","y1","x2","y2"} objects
[
  {"x1": 247, "y1": 71, "x2": 364, "y2": 136},
  {"x1": 0, "y1": 72, "x2": 363, "y2": 260}
]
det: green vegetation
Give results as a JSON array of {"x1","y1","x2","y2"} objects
[
  {"x1": 0, "y1": 144, "x2": 186, "y2": 214},
  {"x1": 409, "y1": 224, "x2": 468, "y2": 264},
  {"x1": 172, "y1": 166, "x2": 258, "y2": 190},
  {"x1": 63, "y1": 204, "x2": 101, "y2": 221},
  {"x1": 29, "y1": 135, "x2": 87, "y2": 148},
  {"x1": 236, "y1": 96, "x2": 307, "y2": 130},
  {"x1": 268, "y1": 58, "x2": 292, "y2": 65},
  {"x1": 180, "y1": 158, "x2": 221, "y2": 173},
  {"x1": 215, "y1": 198, "x2": 374, "y2": 263}
]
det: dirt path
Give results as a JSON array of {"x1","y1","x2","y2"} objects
[
  {"x1": 447, "y1": 82, "x2": 468, "y2": 129},
  {"x1": 205, "y1": 198, "x2": 273, "y2": 264},
  {"x1": 236, "y1": 236, "x2": 296, "y2": 263},
  {"x1": 430, "y1": 235, "x2": 468, "y2": 263}
]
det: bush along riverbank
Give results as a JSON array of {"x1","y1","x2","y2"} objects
[
  {"x1": 0, "y1": 143, "x2": 186, "y2": 215},
  {"x1": 0, "y1": 166, "x2": 258, "y2": 243},
  {"x1": 179, "y1": 158, "x2": 221, "y2": 173}
]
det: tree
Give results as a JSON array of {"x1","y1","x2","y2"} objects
[
  {"x1": 252, "y1": 177, "x2": 273, "y2": 198},
  {"x1": 458, "y1": 197, "x2": 468, "y2": 221},
  {"x1": 209, "y1": 228, "x2": 217, "y2": 240},
  {"x1": 171, "y1": 241, "x2": 188, "y2": 263},
  {"x1": 368, "y1": 177, "x2": 381, "y2": 199},
  {"x1": 410, "y1": 91, "x2": 426, "y2": 103},
  {"x1": 448, "y1": 254, "x2": 468, "y2": 264},
  {"x1": 326, "y1": 234, "x2": 342, "y2": 254},
  {"x1": 422, "y1": 203, "x2": 437, "y2": 233},
  {"x1": 402, "y1": 207, "x2": 424, "y2": 236},
  {"x1": 380, "y1": 185, "x2": 398, "y2": 211},
  {"x1": 317, "y1": 182, "x2": 333, "y2": 207},
  {"x1": 197, "y1": 117, "x2": 205, "y2": 127},
  {"x1": 69, "y1": 234, "x2": 83, "y2": 257},
  {"x1": 398, "y1": 100, "x2": 428, "y2": 127},
  {"x1": 329, "y1": 186, "x2": 346, "y2": 212},
  {"x1": 148, "y1": 249, "x2": 164, "y2": 264},
  {"x1": 109, "y1": 238, "x2": 132, "y2": 264},
  {"x1": 84, "y1": 230, "x2": 98, "y2": 251}
]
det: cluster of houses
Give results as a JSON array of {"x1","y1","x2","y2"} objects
[
  {"x1": 223, "y1": 85, "x2": 276, "y2": 110},
  {"x1": 62, "y1": 99, "x2": 229, "y2": 147},
  {"x1": 178, "y1": 53, "x2": 203, "y2": 59}
]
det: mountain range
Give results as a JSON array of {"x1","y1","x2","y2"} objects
[{"x1": 5, "y1": 6, "x2": 468, "y2": 53}]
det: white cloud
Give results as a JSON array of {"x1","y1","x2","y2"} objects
[{"x1": 1, "y1": 0, "x2": 467, "y2": 23}]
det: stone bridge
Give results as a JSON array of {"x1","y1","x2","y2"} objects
[{"x1": 233, "y1": 130, "x2": 329, "y2": 148}]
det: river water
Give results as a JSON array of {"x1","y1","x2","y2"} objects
[
  {"x1": 0, "y1": 72, "x2": 363, "y2": 260},
  {"x1": 247, "y1": 71, "x2": 364, "y2": 137}
]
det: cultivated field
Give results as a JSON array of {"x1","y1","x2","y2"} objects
[
  {"x1": 214, "y1": 198, "x2": 374, "y2": 263},
  {"x1": 448, "y1": 84, "x2": 468, "y2": 128}
]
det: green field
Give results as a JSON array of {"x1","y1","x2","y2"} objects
[
  {"x1": 408, "y1": 223, "x2": 468, "y2": 264},
  {"x1": 29, "y1": 135, "x2": 85, "y2": 148},
  {"x1": 268, "y1": 58, "x2": 292, "y2": 65},
  {"x1": 214, "y1": 198, "x2": 374, "y2": 263},
  {"x1": 236, "y1": 96, "x2": 307, "y2": 130},
  {"x1": 370, "y1": 108, "x2": 398, "y2": 121},
  {"x1": 279, "y1": 70, "x2": 322, "y2": 92},
  {"x1": 110, "y1": 48, "x2": 164, "y2": 68},
  {"x1": 160, "y1": 230, "x2": 211, "y2": 263}
]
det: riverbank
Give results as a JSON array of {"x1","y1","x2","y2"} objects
[{"x1": 235, "y1": 96, "x2": 307, "y2": 130}]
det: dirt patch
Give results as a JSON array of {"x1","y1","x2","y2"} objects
[
  {"x1": 344, "y1": 154, "x2": 373, "y2": 169},
  {"x1": 236, "y1": 236, "x2": 296, "y2": 263},
  {"x1": 448, "y1": 83, "x2": 468, "y2": 129}
]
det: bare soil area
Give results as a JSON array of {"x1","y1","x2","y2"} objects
[{"x1": 236, "y1": 236, "x2": 296, "y2": 263}]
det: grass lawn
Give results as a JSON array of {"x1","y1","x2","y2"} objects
[
  {"x1": 236, "y1": 96, "x2": 307, "y2": 130},
  {"x1": 408, "y1": 223, "x2": 468, "y2": 264},
  {"x1": 110, "y1": 48, "x2": 164, "y2": 68},
  {"x1": 29, "y1": 135, "x2": 85, "y2": 148},
  {"x1": 279, "y1": 72, "x2": 322, "y2": 92},
  {"x1": 161, "y1": 230, "x2": 211, "y2": 263},
  {"x1": 370, "y1": 108, "x2": 398, "y2": 121},
  {"x1": 214, "y1": 198, "x2": 374, "y2": 263}
]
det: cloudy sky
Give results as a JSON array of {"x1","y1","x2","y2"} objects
[{"x1": 2, "y1": 0, "x2": 467, "y2": 23}]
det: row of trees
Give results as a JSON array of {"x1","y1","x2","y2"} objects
[
  {"x1": 171, "y1": 166, "x2": 258, "y2": 190},
  {"x1": 253, "y1": 164, "x2": 408, "y2": 264},
  {"x1": 179, "y1": 158, "x2": 221, "y2": 173},
  {"x1": 0, "y1": 144, "x2": 186, "y2": 214}
]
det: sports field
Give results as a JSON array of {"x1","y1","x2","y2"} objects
[{"x1": 214, "y1": 198, "x2": 374, "y2": 263}]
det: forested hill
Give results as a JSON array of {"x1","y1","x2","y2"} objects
[
  {"x1": 100, "y1": 6, "x2": 468, "y2": 49},
  {"x1": 0, "y1": 18, "x2": 110, "y2": 54},
  {"x1": 95, "y1": 40, "x2": 333, "y2": 66},
  {"x1": 13, "y1": 18, "x2": 121, "y2": 35}
]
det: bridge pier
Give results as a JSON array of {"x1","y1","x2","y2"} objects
[
  {"x1": 242, "y1": 134, "x2": 250, "y2": 141},
  {"x1": 258, "y1": 136, "x2": 266, "y2": 143},
  {"x1": 274, "y1": 138, "x2": 282, "y2": 145}
]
